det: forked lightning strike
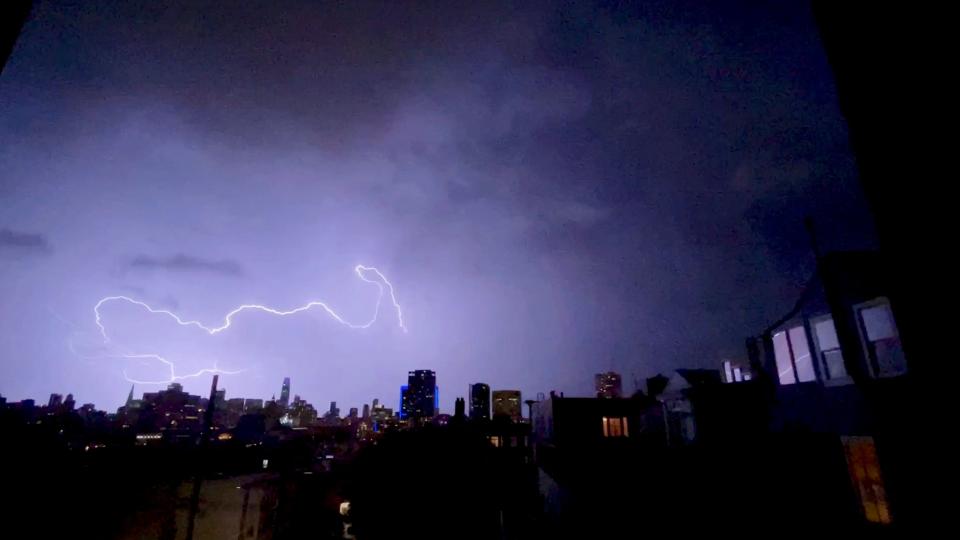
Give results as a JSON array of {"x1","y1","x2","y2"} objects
[
  {"x1": 92, "y1": 264, "x2": 405, "y2": 384},
  {"x1": 121, "y1": 354, "x2": 245, "y2": 385}
]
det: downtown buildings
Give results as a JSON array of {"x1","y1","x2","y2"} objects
[{"x1": 594, "y1": 371, "x2": 622, "y2": 398}]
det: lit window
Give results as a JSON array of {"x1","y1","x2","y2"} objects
[
  {"x1": 488, "y1": 436, "x2": 500, "y2": 448},
  {"x1": 602, "y1": 416, "x2": 629, "y2": 437},
  {"x1": 813, "y1": 317, "x2": 847, "y2": 380},
  {"x1": 772, "y1": 325, "x2": 817, "y2": 385},
  {"x1": 842, "y1": 436, "x2": 891, "y2": 524},
  {"x1": 857, "y1": 299, "x2": 907, "y2": 377}
]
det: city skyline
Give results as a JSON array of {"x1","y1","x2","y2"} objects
[
  {"x1": 3, "y1": 368, "x2": 619, "y2": 423},
  {"x1": 0, "y1": 1, "x2": 926, "y2": 534}
]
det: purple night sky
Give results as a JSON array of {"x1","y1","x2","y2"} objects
[{"x1": 1, "y1": 1, "x2": 876, "y2": 413}]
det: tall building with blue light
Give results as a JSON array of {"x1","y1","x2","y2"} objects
[{"x1": 402, "y1": 370, "x2": 437, "y2": 420}]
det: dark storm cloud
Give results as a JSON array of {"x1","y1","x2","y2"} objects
[
  {"x1": 0, "y1": 228, "x2": 50, "y2": 253},
  {"x1": 0, "y1": 0, "x2": 879, "y2": 410},
  {"x1": 129, "y1": 254, "x2": 244, "y2": 277}
]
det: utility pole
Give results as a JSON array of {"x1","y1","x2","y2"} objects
[{"x1": 186, "y1": 374, "x2": 218, "y2": 540}]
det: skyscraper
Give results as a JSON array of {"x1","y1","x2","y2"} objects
[
  {"x1": 492, "y1": 390, "x2": 522, "y2": 422},
  {"x1": 279, "y1": 377, "x2": 291, "y2": 409},
  {"x1": 454, "y1": 397, "x2": 466, "y2": 419},
  {"x1": 48, "y1": 393, "x2": 63, "y2": 408},
  {"x1": 595, "y1": 372, "x2": 623, "y2": 398},
  {"x1": 469, "y1": 383, "x2": 491, "y2": 420},
  {"x1": 404, "y1": 370, "x2": 437, "y2": 420},
  {"x1": 362, "y1": 403, "x2": 370, "y2": 419},
  {"x1": 63, "y1": 393, "x2": 75, "y2": 411}
]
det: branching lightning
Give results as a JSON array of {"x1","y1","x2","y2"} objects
[
  {"x1": 120, "y1": 354, "x2": 244, "y2": 385},
  {"x1": 90, "y1": 264, "x2": 405, "y2": 384}
]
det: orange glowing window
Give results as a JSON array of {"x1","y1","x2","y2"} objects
[
  {"x1": 602, "y1": 416, "x2": 629, "y2": 437},
  {"x1": 842, "y1": 436, "x2": 891, "y2": 524}
]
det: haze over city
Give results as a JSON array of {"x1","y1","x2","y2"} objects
[{"x1": 1, "y1": 0, "x2": 875, "y2": 413}]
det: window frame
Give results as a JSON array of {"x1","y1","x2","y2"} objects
[
  {"x1": 853, "y1": 297, "x2": 907, "y2": 378},
  {"x1": 809, "y1": 314, "x2": 851, "y2": 385},
  {"x1": 772, "y1": 321, "x2": 818, "y2": 385}
]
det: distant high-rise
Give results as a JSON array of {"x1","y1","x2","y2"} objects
[
  {"x1": 492, "y1": 390, "x2": 522, "y2": 422},
  {"x1": 362, "y1": 403, "x2": 370, "y2": 419},
  {"x1": 469, "y1": 383, "x2": 491, "y2": 420},
  {"x1": 63, "y1": 393, "x2": 75, "y2": 411},
  {"x1": 48, "y1": 393, "x2": 63, "y2": 408},
  {"x1": 279, "y1": 377, "x2": 291, "y2": 409},
  {"x1": 595, "y1": 372, "x2": 623, "y2": 398},
  {"x1": 329, "y1": 401, "x2": 340, "y2": 418},
  {"x1": 399, "y1": 386, "x2": 409, "y2": 419},
  {"x1": 349, "y1": 407, "x2": 359, "y2": 420},
  {"x1": 372, "y1": 398, "x2": 379, "y2": 409},
  {"x1": 404, "y1": 370, "x2": 437, "y2": 420},
  {"x1": 454, "y1": 397, "x2": 466, "y2": 419}
]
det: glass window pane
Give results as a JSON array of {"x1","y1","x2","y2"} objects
[
  {"x1": 788, "y1": 326, "x2": 817, "y2": 382},
  {"x1": 861, "y1": 304, "x2": 897, "y2": 341},
  {"x1": 873, "y1": 339, "x2": 907, "y2": 377},
  {"x1": 814, "y1": 318, "x2": 840, "y2": 350},
  {"x1": 773, "y1": 331, "x2": 796, "y2": 385},
  {"x1": 824, "y1": 350, "x2": 847, "y2": 379},
  {"x1": 622, "y1": 417, "x2": 629, "y2": 437}
]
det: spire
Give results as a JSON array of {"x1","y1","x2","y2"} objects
[{"x1": 126, "y1": 384, "x2": 135, "y2": 406}]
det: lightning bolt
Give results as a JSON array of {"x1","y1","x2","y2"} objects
[
  {"x1": 91, "y1": 264, "x2": 405, "y2": 384},
  {"x1": 120, "y1": 354, "x2": 245, "y2": 385}
]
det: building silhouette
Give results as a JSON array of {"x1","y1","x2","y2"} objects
[
  {"x1": 403, "y1": 370, "x2": 437, "y2": 420},
  {"x1": 279, "y1": 377, "x2": 291, "y2": 409},
  {"x1": 399, "y1": 386, "x2": 408, "y2": 419},
  {"x1": 48, "y1": 393, "x2": 63, "y2": 408},
  {"x1": 289, "y1": 395, "x2": 318, "y2": 427},
  {"x1": 594, "y1": 372, "x2": 622, "y2": 398},
  {"x1": 469, "y1": 383, "x2": 490, "y2": 421},
  {"x1": 222, "y1": 397, "x2": 245, "y2": 427},
  {"x1": 243, "y1": 398, "x2": 264, "y2": 413},
  {"x1": 135, "y1": 382, "x2": 204, "y2": 439},
  {"x1": 492, "y1": 390, "x2": 521, "y2": 422}
]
